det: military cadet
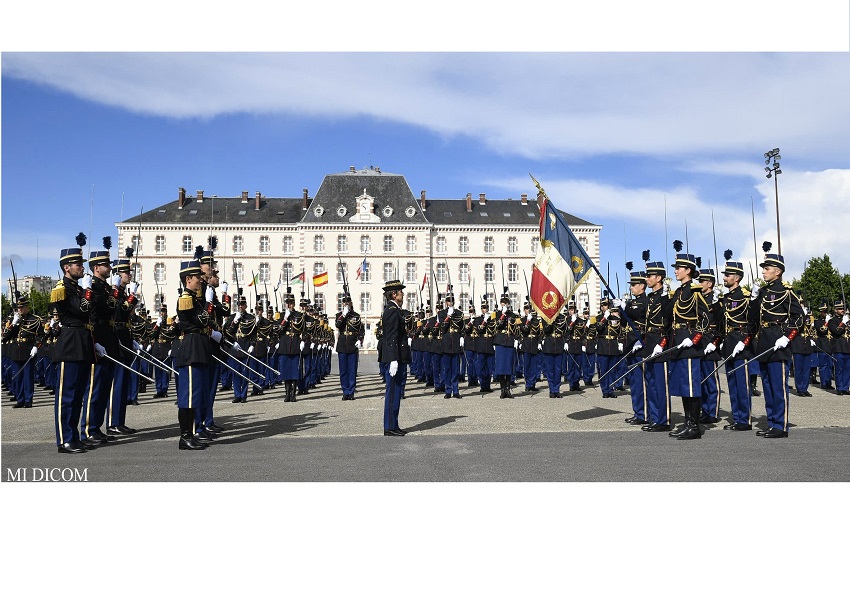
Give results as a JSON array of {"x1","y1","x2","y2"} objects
[
  {"x1": 595, "y1": 302, "x2": 625, "y2": 399},
  {"x1": 3, "y1": 294, "x2": 43, "y2": 408},
  {"x1": 519, "y1": 297, "x2": 542, "y2": 392},
  {"x1": 251, "y1": 301, "x2": 273, "y2": 393},
  {"x1": 266, "y1": 305, "x2": 280, "y2": 386},
  {"x1": 174, "y1": 259, "x2": 221, "y2": 450},
  {"x1": 464, "y1": 304, "x2": 479, "y2": 387},
  {"x1": 619, "y1": 267, "x2": 649, "y2": 425},
  {"x1": 697, "y1": 264, "x2": 724, "y2": 424},
  {"x1": 540, "y1": 302, "x2": 568, "y2": 398},
  {"x1": 151, "y1": 307, "x2": 177, "y2": 398},
  {"x1": 41, "y1": 309, "x2": 61, "y2": 394},
  {"x1": 50, "y1": 240, "x2": 95, "y2": 453},
  {"x1": 474, "y1": 296, "x2": 496, "y2": 393},
  {"x1": 429, "y1": 294, "x2": 445, "y2": 394},
  {"x1": 791, "y1": 300, "x2": 817, "y2": 397},
  {"x1": 718, "y1": 253, "x2": 755, "y2": 431},
  {"x1": 827, "y1": 300, "x2": 850, "y2": 395},
  {"x1": 198, "y1": 246, "x2": 228, "y2": 435},
  {"x1": 814, "y1": 301, "x2": 834, "y2": 390},
  {"x1": 492, "y1": 288, "x2": 518, "y2": 399},
  {"x1": 274, "y1": 288, "x2": 304, "y2": 402},
  {"x1": 749, "y1": 242, "x2": 804, "y2": 437},
  {"x1": 107, "y1": 249, "x2": 141, "y2": 435},
  {"x1": 228, "y1": 296, "x2": 256, "y2": 403},
  {"x1": 640, "y1": 252, "x2": 673, "y2": 433},
  {"x1": 379, "y1": 279, "x2": 410, "y2": 436},
  {"x1": 582, "y1": 303, "x2": 599, "y2": 386},
  {"x1": 439, "y1": 287, "x2": 465, "y2": 399},
  {"x1": 563, "y1": 301, "x2": 583, "y2": 392},
  {"x1": 336, "y1": 292, "x2": 364, "y2": 400},
  {"x1": 35, "y1": 309, "x2": 55, "y2": 391},
  {"x1": 127, "y1": 304, "x2": 149, "y2": 405},
  {"x1": 80, "y1": 241, "x2": 120, "y2": 447},
  {"x1": 417, "y1": 304, "x2": 432, "y2": 386},
  {"x1": 653, "y1": 243, "x2": 710, "y2": 440}
]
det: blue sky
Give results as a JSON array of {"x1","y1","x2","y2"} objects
[{"x1": 3, "y1": 5, "x2": 850, "y2": 298}]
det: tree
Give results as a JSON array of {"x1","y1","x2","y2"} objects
[{"x1": 791, "y1": 255, "x2": 842, "y2": 308}]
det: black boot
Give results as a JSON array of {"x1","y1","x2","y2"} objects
[
  {"x1": 669, "y1": 398, "x2": 690, "y2": 437},
  {"x1": 750, "y1": 374, "x2": 761, "y2": 396},
  {"x1": 178, "y1": 408, "x2": 207, "y2": 450},
  {"x1": 677, "y1": 397, "x2": 703, "y2": 440},
  {"x1": 503, "y1": 376, "x2": 514, "y2": 399}
]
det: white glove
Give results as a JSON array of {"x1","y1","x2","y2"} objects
[
  {"x1": 810, "y1": 339, "x2": 817, "y2": 347},
  {"x1": 448, "y1": 306, "x2": 454, "y2": 316},
  {"x1": 12, "y1": 312, "x2": 20, "y2": 325},
  {"x1": 750, "y1": 282, "x2": 761, "y2": 299},
  {"x1": 825, "y1": 315, "x2": 832, "y2": 322},
  {"x1": 173, "y1": 315, "x2": 179, "y2": 324},
  {"x1": 651, "y1": 344, "x2": 663, "y2": 357},
  {"x1": 704, "y1": 342, "x2": 716, "y2": 355},
  {"x1": 220, "y1": 282, "x2": 228, "y2": 294},
  {"x1": 232, "y1": 341, "x2": 243, "y2": 352},
  {"x1": 166, "y1": 350, "x2": 171, "y2": 358},
  {"x1": 300, "y1": 341, "x2": 305, "y2": 351},
  {"x1": 156, "y1": 316, "x2": 163, "y2": 327},
  {"x1": 355, "y1": 340, "x2": 362, "y2": 349},
  {"x1": 247, "y1": 345, "x2": 254, "y2": 354},
  {"x1": 133, "y1": 340, "x2": 142, "y2": 352},
  {"x1": 677, "y1": 337, "x2": 693, "y2": 349},
  {"x1": 30, "y1": 346, "x2": 38, "y2": 358},
  {"x1": 604, "y1": 310, "x2": 610, "y2": 319},
  {"x1": 501, "y1": 306, "x2": 507, "y2": 314},
  {"x1": 311, "y1": 342, "x2": 315, "y2": 349},
  {"x1": 459, "y1": 337, "x2": 465, "y2": 348},
  {"x1": 537, "y1": 342, "x2": 542, "y2": 351},
  {"x1": 633, "y1": 340, "x2": 643, "y2": 351},
  {"x1": 482, "y1": 312, "x2": 489, "y2": 321},
  {"x1": 613, "y1": 298, "x2": 625, "y2": 309},
  {"x1": 843, "y1": 314, "x2": 849, "y2": 324},
  {"x1": 146, "y1": 344, "x2": 152, "y2": 352},
  {"x1": 127, "y1": 282, "x2": 139, "y2": 295},
  {"x1": 581, "y1": 346, "x2": 586, "y2": 353},
  {"x1": 49, "y1": 318, "x2": 55, "y2": 327},
  {"x1": 803, "y1": 306, "x2": 809, "y2": 315},
  {"x1": 773, "y1": 335, "x2": 789, "y2": 351},
  {"x1": 564, "y1": 343, "x2": 568, "y2": 351},
  {"x1": 284, "y1": 309, "x2": 290, "y2": 321},
  {"x1": 571, "y1": 314, "x2": 577, "y2": 322},
  {"x1": 110, "y1": 274, "x2": 121, "y2": 287},
  {"x1": 205, "y1": 287, "x2": 215, "y2": 303},
  {"x1": 342, "y1": 305, "x2": 349, "y2": 316},
  {"x1": 732, "y1": 341, "x2": 746, "y2": 356},
  {"x1": 526, "y1": 313, "x2": 532, "y2": 323},
  {"x1": 389, "y1": 360, "x2": 398, "y2": 377},
  {"x1": 94, "y1": 343, "x2": 106, "y2": 358},
  {"x1": 407, "y1": 337, "x2": 412, "y2": 347},
  {"x1": 210, "y1": 330, "x2": 222, "y2": 343},
  {"x1": 618, "y1": 342, "x2": 623, "y2": 352},
  {"x1": 80, "y1": 274, "x2": 93, "y2": 290},
  {"x1": 514, "y1": 340, "x2": 519, "y2": 349},
  {"x1": 233, "y1": 311, "x2": 242, "y2": 323}
]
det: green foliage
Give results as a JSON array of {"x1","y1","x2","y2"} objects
[
  {"x1": 0, "y1": 295, "x2": 12, "y2": 323},
  {"x1": 791, "y1": 255, "x2": 844, "y2": 308}
]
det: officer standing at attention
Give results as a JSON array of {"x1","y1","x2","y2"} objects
[
  {"x1": 540, "y1": 302, "x2": 568, "y2": 398},
  {"x1": 380, "y1": 279, "x2": 410, "y2": 436},
  {"x1": 813, "y1": 301, "x2": 834, "y2": 390},
  {"x1": 50, "y1": 239, "x2": 95, "y2": 453},
  {"x1": 791, "y1": 301, "x2": 817, "y2": 397},
  {"x1": 595, "y1": 303, "x2": 624, "y2": 399},
  {"x1": 640, "y1": 252, "x2": 673, "y2": 432},
  {"x1": 335, "y1": 292, "x2": 364, "y2": 400},
  {"x1": 749, "y1": 242, "x2": 803, "y2": 437},
  {"x1": 463, "y1": 304, "x2": 479, "y2": 388},
  {"x1": 107, "y1": 248, "x2": 141, "y2": 435},
  {"x1": 3, "y1": 294, "x2": 43, "y2": 409},
  {"x1": 697, "y1": 264, "x2": 724, "y2": 424},
  {"x1": 493, "y1": 288, "x2": 518, "y2": 399},
  {"x1": 439, "y1": 288, "x2": 465, "y2": 399},
  {"x1": 474, "y1": 296, "x2": 495, "y2": 394},
  {"x1": 620, "y1": 266, "x2": 649, "y2": 425},
  {"x1": 228, "y1": 297, "x2": 256, "y2": 404},
  {"x1": 564, "y1": 301, "x2": 584, "y2": 392},
  {"x1": 519, "y1": 298, "x2": 542, "y2": 393},
  {"x1": 430, "y1": 294, "x2": 445, "y2": 394},
  {"x1": 827, "y1": 300, "x2": 849, "y2": 395},
  {"x1": 275, "y1": 289, "x2": 304, "y2": 402}
]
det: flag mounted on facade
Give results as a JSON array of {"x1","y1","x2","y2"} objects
[
  {"x1": 289, "y1": 271, "x2": 305, "y2": 283},
  {"x1": 313, "y1": 271, "x2": 328, "y2": 287},
  {"x1": 355, "y1": 257, "x2": 367, "y2": 280},
  {"x1": 529, "y1": 175, "x2": 595, "y2": 324}
]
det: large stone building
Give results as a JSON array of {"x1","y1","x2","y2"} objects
[{"x1": 115, "y1": 167, "x2": 601, "y2": 346}]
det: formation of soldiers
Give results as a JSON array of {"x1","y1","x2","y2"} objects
[{"x1": 4, "y1": 233, "x2": 850, "y2": 450}]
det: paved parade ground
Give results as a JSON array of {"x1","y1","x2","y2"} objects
[{"x1": 2, "y1": 356, "x2": 849, "y2": 482}]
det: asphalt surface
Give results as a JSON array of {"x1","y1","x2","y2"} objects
[{"x1": 3, "y1": 355, "x2": 849, "y2": 481}]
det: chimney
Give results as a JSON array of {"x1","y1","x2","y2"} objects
[
  {"x1": 349, "y1": 166, "x2": 355, "y2": 173},
  {"x1": 196, "y1": 190, "x2": 204, "y2": 203},
  {"x1": 466, "y1": 193, "x2": 472, "y2": 213},
  {"x1": 178, "y1": 187, "x2": 186, "y2": 209},
  {"x1": 521, "y1": 193, "x2": 528, "y2": 205},
  {"x1": 420, "y1": 190, "x2": 427, "y2": 211},
  {"x1": 241, "y1": 191, "x2": 249, "y2": 203},
  {"x1": 302, "y1": 188, "x2": 310, "y2": 211},
  {"x1": 255, "y1": 191, "x2": 261, "y2": 211},
  {"x1": 479, "y1": 193, "x2": 486, "y2": 205}
]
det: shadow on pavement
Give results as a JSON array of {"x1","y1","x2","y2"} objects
[
  {"x1": 407, "y1": 415, "x2": 467, "y2": 433},
  {"x1": 567, "y1": 407, "x2": 626, "y2": 420}
]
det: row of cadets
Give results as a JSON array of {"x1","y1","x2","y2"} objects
[
  {"x1": 128, "y1": 301, "x2": 152, "y2": 403},
  {"x1": 335, "y1": 291, "x2": 365, "y2": 400},
  {"x1": 273, "y1": 288, "x2": 304, "y2": 403},
  {"x1": 298, "y1": 296, "x2": 317, "y2": 394},
  {"x1": 264, "y1": 305, "x2": 281, "y2": 387},
  {"x1": 519, "y1": 297, "x2": 543, "y2": 393},
  {"x1": 2, "y1": 293, "x2": 43, "y2": 408},
  {"x1": 438, "y1": 286, "x2": 465, "y2": 399},
  {"x1": 595, "y1": 297, "x2": 626, "y2": 399}
]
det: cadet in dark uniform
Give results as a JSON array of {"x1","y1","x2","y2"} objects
[
  {"x1": 380, "y1": 280, "x2": 410, "y2": 435},
  {"x1": 473, "y1": 297, "x2": 495, "y2": 393},
  {"x1": 463, "y1": 305, "x2": 479, "y2": 387},
  {"x1": 813, "y1": 301, "x2": 834, "y2": 390},
  {"x1": 107, "y1": 251, "x2": 141, "y2": 435},
  {"x1": 828, "y1": 300, "x2": 850, "y2": 395},
  {"x1": 749, "y1": 243, "x2": 803, "y2": 437},
  {"x1": 439, "y1": 289, "x2": 465, "y2": 398},
  {"x1": 697, "y1": 266, "x2": 724, "y2": 424},
  {"x1": 250, "y1": 302, "x2": 271, "y2": 395},
  {"x1": 519, "y1": 298, "x2": 542, "y2": 392},
  {"x1": 228, "y1": 296, "x2": 255, "y2": 403},
  {"x1": 274, "y1": 288, "x2": 304, "y2": 402},
  {"x1": 429, "y1": 294, "x2": 445, "y2": 393},
  {"x1": 50, "y1": 242, "x2": 95, "y2": 453},
  {"x1": 151, "y1": 307, "x2": 177, "y2": 398},
  {"x1": 596, "y1": 304, "x2": 625, "y2": 398},
  {"x1": 564, "y1": 301, "x2": 583, "y2": 391},
  {"x1": 540, "y1": 304, "x2": 568, "y2": 398},
  {"x1": 174, "y1": 259, "x2": 220, "y2": 450},
  {"x1": 3, "y1": 294, "x2": 43, "y2": 408},
  {"x1": 620, "y1": 268, "x2": 649, "y2": 424},
  {"x1": 335, "y1": 293, "x2": 364, "y2": 400},
  {"x1": 493, "y1": 288, "x2": 518, "y2": 398},
  {"x1": 792, "y1": 302, "x2": 817, "y2": 397},
  {"x1": 583, "y1": 303, "x2": 599, "y2": 385},
  {"x1": 640, "y1": 254, "x2": 673, "y2": 432},
  {"x1": 719, "y1": 253, "x2": 755, "y2": 431}
]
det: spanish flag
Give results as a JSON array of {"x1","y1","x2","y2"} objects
[{"x1": 312, "y1": 271, "x2": 328, "y2": 287}]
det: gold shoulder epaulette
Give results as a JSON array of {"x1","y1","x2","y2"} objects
[
  {"x1": 742, "y1": 288, "x2": 751, "y2": 297},
  {"x1": 178, "y1": 292, "x2": 195, "y2": 311},
  {"x1": 783, "y1": 281, "x2": 793, "y2": 289},
  {"x1": 690, "y1": 282, "x2": 703, "y2": 290},
  {"x1": 50, "y1": 281, "x2": 66, "y2": 303}
]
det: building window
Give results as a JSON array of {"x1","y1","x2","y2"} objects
[
  {"x1": 154, "y1": 235, "x2": 165, "y2": 254},
  {"x1": 459, "y1": 292, "x2": 470, "y2": 312},
  {"x1": 360, "y1": 292, "x2": 371, "y2": 314},
  {"x1": 406, "y1": 262, "x2": 417, "y2": 283},
  {"x1": 233, "y1": 236, "x2": 244, "y2": 254},
  {"x1": 510, "y1": 292, "x2": 520, "y2": 307},
  {"x1": 283, "y1": 235, "x2": 293, "y2": 254},
  {"x1": 458, "y1": 236, "x2": 469, "y2": 254},
  {"x1": 131, "y1": 235, "x2": 142, "y2": 256},
  {"x1": 337, "y1": 293, "x2": 346, "y2": 313},
  {"x1": 232, "y1": 263, "x2": 244, "y2": 285},
  {"x1": 314, "y1": 235, "x2": 325, "y2": 253},
  {"x1": 578, "y1": 236, "x2": 589, "y2": 251},
  {"x1": 484, "y1": 236, "x2": 494, "y2": 254},
  {"x1": 336, "y1": 262, "x2": 348, "y2": 284},
  {"x1": 406, "y1": 235, "x2": 416, "y2": 253},
  {"x1": 436, "y1": 236, "x2": 446, "y2": 254},
  {"x1": 436, "y1": 262, "x2": 447, "y2": 284},
  {"x1": 383, "y1": 262, "x2": 394, "y2": 282},
  {"x1": 338, "y1": 235, "x2": 348, "y2": 253},
  {"x1": 485, "y1": 292, "x2": 495, "y2": 311},
  {"x1": 314, "y1": 262, "x2": 325, "y2": 276},
  {"x1": 361, "y1": 262, "x2": 371, "y2": 282},
  {"x1": 182, "y1": 235, "x2": 193, "y2": 254},
  {"x1": 259, "y1": 262, "x2": 270, "y2": 283},
  {"x1": 282, "y1": 262, "x2": 293, "y2": 282},
  {"x1": 484, "y1": 263, "x2": 494, "y2": 282},
  {"x1": 531, "y1": 237, "x2": 539, "y2": 254},
  {"x1": 383, "y1": 235, "x2": 394, "y2": 253},
  {"x1": 508, "y1": 236, "x2": 518, "y2": 254},
  {"x1": 458, "y1": 263, "x2": 469, "y2": 283},
  {"x1": 360, "y1": 235, "x2": 370, "y2": 253},
  {"x1": 314, "y1": 293, "x2": 325, "y2": 313},
  {"x1": 259, "y1": 236, "x2": 270, "y2": 254},
  {"x1": 132, "y1": 264, "x2": 142, "y2": 285},
  {"x1": 154, "y1": 263, "x2": 165, "y2": 284},
  {"x1": 508, "y1": 262, "x2": 518, "y2": 283},
  {"x1": 406, "y1": 292, "x2": 417, "y2": 312}
]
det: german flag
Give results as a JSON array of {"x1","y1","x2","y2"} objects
[{"x1": 312, "y1": 271, "x2": 328, "y2": 287}]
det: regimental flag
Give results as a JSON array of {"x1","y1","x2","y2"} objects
[
  {"x1": 289, "y1": 271, "x2": 305, "y2": 283},
  {"x1": 355, "y1": 257, "x2": 367, "y2": 280},
  {"x1": 247, "y1": 272, "x2": 259, "y2": 287},
  {"x1": 313, "y1": 271, "x2": 328, "y2": 287},
  {"x1": 530, "y1": 179, "x2": 595, "y2": 324}
]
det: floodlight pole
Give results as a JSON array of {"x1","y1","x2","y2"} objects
[{"x1": 764, "y1": 147, "x2": 782, "y2": 256}]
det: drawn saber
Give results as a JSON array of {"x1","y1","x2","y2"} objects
[
  {"x1": 599, "y1": 346, "x2": 637, "y2": 380},
  {"x1": 220, "y1": 347, "x2": 268, "y2": 380},
  {"x1": 119, "y1": 341, "x2": 178, "y2": 376},
  {"x1": 10, "y1": 354, "x2": 36, "y2": 380},
  {"x1": 700, "y1": 353, "x2": 734, "y2": 385},
  {"x1": 726, "y1": 346, "x2": 777, "y2": 376},
  {"x1": 211, "y1": 354, "x2": 255, "y2": 384},
  {"x1": 621, "y1": 345, "x2": 679, "y2": 379},
  {"x1": 98, "y1": 351, "x2": 155, "y2": 384}
]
